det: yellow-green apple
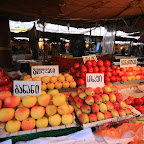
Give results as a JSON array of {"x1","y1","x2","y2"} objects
[
  {"x1": 85, "y1": 87, "x2": 95, "y2": 96},
  {"x1": 68, "y1": 105, "x2": 74, "y2": 114},
  {"x1": 111, "y1": 109, "x2": 119, "y2": 118},
  {"x1": 68, "y1": 95, "x2": 73, "y2": 102},
  {"x1": 21, "y1": 117, "x2": 35, "y2": 131},
  {"x1": 46, "y1": 105, "x2": 57, "y2": 116},
  {"x1": 76, "y1": 99, "x2": 84, "y2": 108},
  {"x1": 79, "y1": 113, "x2": 89, "y2": 124},
  {"x1": 118, "y1": 108, "x2": 126, "y2": 116},
  {"x1": 58, "y1": 104, "x2": 69, "y2": 115},
  {"x1": 36, "y1": 117, "x2": 48, "y2": 128},
  {"x1": 72, "y1": 103, "x2": 79, "y2": 111},
  {"x1": 106, "y1": 101, "x2": 114, "y2": 111},
  {"x1": 53, "y1": 93, "x2": 66, "y2": 106},
  {"x1": 125, "y1": 108, "x2": 132, "y2": 115},
  {"x1": 74, "y1": 95, "x2": 80, "y2": 102},
  {"x1": 113, "y1": 101, "x2": 120, "y2": 110},
  {"x1": 0, "y1": 100, "x2": 2, "y2": 110},
  {"x1": 71, "y1": 91, "x2": 77, "y2": 98},
  {"x1": 77, "y1": 87, "x2": 82, "y2": 94},
  {"x1": 91, "y1": 103, "x2": 99, "y2": 113},
  {"x1": 132, "y1": 75, "x2": 136, "y2": 80},
  {"x1": 22, "y1": 95, "x2": 37, "y2": 108},
  {"x1": 6, "y1": 120, "x2": 21, "y2": 132},
  {"x1": 102, "y1": 94, "x2": 109, "y2": 103},
  {"x1": 79, "y1": 91, "x2": 87, "y2": 99},
  {"x1": 93, "y1": 94, "x2": 102, "y2": 104},
  {"x1": 120, "y1": 101, "x2": 127, "y2": 110},
  {"x1": 111, "y1": 86, "x2": 118, "y2": 94},
  {"x1": 115, "y1": 93, "x2": 123, "y2": 102},
  {"x1": 49, "y1": 114, "x2": 62, "y2": 126},
  {"x1": 94, "y1": 87, "x2": 103, "y2": 95},
  {"x1": 136, "y1": 75, "x2": 141, "y2": 80},
  {"x1": 103, "y1": 86, "x2": 112, "y2": 94},
  {"x1": 76, "y1": 109, "x2": 82, "y2": 117},
  {"x1": 99, "y1": 103, "x2": 107, "y2": 113},
  {"x1": 104, "y1": 111, "x2": 112, "y2": 119},
  {"x1": 89, "y1": 113, "x2": 97, "y2": 122},
  {"x1": 38, "y1": 94, "x2": 51, "y2": 106},
  {"x1": 15, "y1": 107, "x2": 30, "y2": 121},
  {"x1": 0, "y1": 91, "x2": 12, "y2": 101},
  {"x1": 128, "y1": 76, "x2": 132, "y2": 81},
  {"x1": 0, "y1": 108, "x2": 15, "y2": 122},
  {"x1": 31, "y1": 106, "x2": 45, "y2": 119},
  {"x1": 48, "y1": 89, "x2": 59, "y2": 96},
  {"x1": 109, "y1": 93, "x2": 116, "y2": 103},
  {"x1": 97, "y1": 112, "x2": 104, "y2": 121},
  {"x1": 4, "y1": 96, "x2": 20, "y2": 108},
  {"x1": 81, "y1": 104, "x2": 91, "y2": 114},
  {"x1": 85, "y1": 95, "x2": 94, "y2": 105},
  {"x1": 62, "y1": 114, "x2": 73, "y2": 125}
]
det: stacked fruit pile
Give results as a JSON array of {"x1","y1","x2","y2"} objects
[
  {"x1": 23, "y1": 73, "x2": 76, "y2": 90},
  {"x1": 125, "y1": 96, "x2": 144, "y2": 114},
  {"x1": 70, "y1": 60, "x2": 144, "y2": 86},
  {"x1": 68, "y1": 85, "x2": 132, "y2": 124},
  {"x1": 0, "y1": 69, "x2": 13, "y2": 92},
  {"x1": 0, "y1": 90, "x2": 74, "y2": 133}
]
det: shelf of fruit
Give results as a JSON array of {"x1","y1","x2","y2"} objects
[
  {"x1": 68, "y1": 84, "x2": 140, "y2": 129},
  {"x1": 70, "y1": 60, "x2": 144, "y2": 86},
  {"x1": 0, "y1": 90, "x2": 77, "y2": 138},
  {"x1": 23, "y1": 73, "x2": 77, "y2": 93}
]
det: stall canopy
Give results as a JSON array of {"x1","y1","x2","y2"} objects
[{"x1": 0, "y1": 0, "x2": 144, "y2": 31}]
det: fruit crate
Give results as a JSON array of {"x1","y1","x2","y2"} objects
[
  {"x1": 0, "y1": 117, "x2": 78, "y2": 139},
  {"x1": 78, "y1": 105, "x2": 140, "y2": 129}
]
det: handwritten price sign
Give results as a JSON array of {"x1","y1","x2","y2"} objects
[
  {"x1": 120, "y1": 58, "x2": 137, "y2": 68},
  {"x1": 86, "y1": 73, "x2": 104, "y2": 88},
  {"x1": 13, "y1": 81, "x2": 41, "y2": 97},
  {"x1": 31, "y1": 65, "x2": 59, "y2": 78},
  {"x1": 82, "y1": 55, "x2": 97, "y2": 64}
]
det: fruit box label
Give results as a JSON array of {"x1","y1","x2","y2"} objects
[
  {"x1": 82, "y1": 55, "x2": 97, "y2": 63},
  {"x1": 31, "y1": 65, "x2": 59, "y2": 78},
  {"x1": 13, "y1": 80, "x2": 41, "y2": 97},
  {"x1": 120, "y1": 59, "x2": 137, "y2": 68},
  {"x1": 86, "y1": 73, "x2": 104, "y2": 88}
]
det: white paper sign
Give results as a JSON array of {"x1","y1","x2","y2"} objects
[
  {"x1": 120, "y1": 58, "x2": 137, "y2": 68},
  {"x1": 82, "y1": 55, "x2": 97, "y2": 63},
  {"x1": 86, "y1": 73, "x2": 104, "y2": 88},
  {"x1": 31, "y1": 65, "x2": 59, "y2": 78},
  {"x1": 13, "y1": 80, "x2": 41, "y2": 97}
]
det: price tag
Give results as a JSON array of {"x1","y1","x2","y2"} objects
[
  {"x1": 82, "y1": 55, "x2": 97, "y2": 63},
  {"x1": 86, "y1": 73, "x2": 104, "y2": 88},
  {"x1": 13, "y1": 80, "x2": 41, "y2": 97},
  {"x1": 120, "y1": 58, "x2": 137, "y2": 68},
  {"x1": 31, "y1": 65, "x2": 59, "y2": 78}
]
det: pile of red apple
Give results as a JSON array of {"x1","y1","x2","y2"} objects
[
  {"x1": 0, "y1": 69, "x2": 13, "y2": 92},
  {"x1": 68, "y1": 84, "x2": 132, "y2": 124},
  {"x1": 125, "y1": 96, "x2": 144, "y2": 114},
  {"x1": 70, "y1": 60, "x2": 144, "y2": 86}
]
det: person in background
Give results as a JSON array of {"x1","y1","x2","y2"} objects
[{"x1": 121, "y1": 48, "x2": 125, "y2": 56}]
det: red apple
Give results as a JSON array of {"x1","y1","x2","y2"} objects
[
  {"x1": 112, "y1": 70, "x2": 118, "y2": 76},
  {"x1": 104, "y1": 111, "x2": 112, "y2": 119},
  {"x1": 116, "y1": 76, "x2": 121, "y2": 82},
  {"x1": 89, "y1": 113, "x2": 97, "y2": 122},
  {"x1": 74, "y1": 95, "x2": 80, "y2": 102},
  {"x1": 97, "y1": 60, "x2": 104, "y2": 67},
  {"x1": 93, "y1": 66, "x2": 99, "y2": 73},
  {"x1": 104, "y1": 76, "x2": 110, "y2": 83},
  {"x1": 104, "y1": 60, "x2": 111, "y2": 67},
  {"x1": 93, "y1": 94, "x2": 102, "y2": 104},
  {"x1": 80, "y1": 73, "x2": 86, "y2": 79},
  {"x1": 91, "y1": 103, "x2": 99, "y2": 113},
  {"x1": 76, "y1": 99, "x2": 84, "y2": 108},
  {"x1": 68, "y1": 95, "x2": 73, "y2": 102},
  {"x1": 74, "y1": 63, "x2": 80, "y2": 69},
  {"x1": 121, "y1": 76, "x2": 128, "y2": 82},
  {"x1": 113, "y1": 101, "x2": 120, "y2": 110},
  {"x1": 77, "y1": 79, "x2": 85, "y2": 86},
  {"x1": 87, "y1": 67, "x2": 93, "y2": 73},
  {"x1": 141, "y1": 96, "x2": 144, "y2": 103},
  {"x1": 105, "y1": 67, "x2": 112, "y2": 72},
  {"x1": 70, "y1": 68, "x2": 76, "y2": 75},
  {"x1": 79, "y1": 113, "x2": 89, "y2": 124},
  {"x1": 94, "y1": 87, "x2": 103, "y2": 95},
  {"x1": 120, "y1": 68, "x2": 125, "y2": 71},
  {"x1": 99, "y1": 66, "x2": 105, "y2": 72},
  {"x1": 85, "y1": 60, "x2": 92, "y2": 67},
  {"x1": 0, "y1": 69, "x2": 3, "y2": 77},
  {"x1": 81, "y1": 66, "x2": 87, "y2": 73},
  {"x1": 128, "y1": 141, "x2": 137, "y2": 144},
  {"x1": 119, "y1": 71, "x2": 124, "y2": 77},
  {"x1": 111, "y1": 86, "x2": 118, "y2": 94},
  {"x1": 115, "y1": 93, "x2": 123, "y2": 102},
  {"x1": 112, "y1": 65, "x2": 117, "y2": 70},
  {"x1": 125, "y1": 99, "x2": 133, "y2": 105},
  {"x1": 134, "y1": 98, "x2": 143, "y2": 106},
  {"x1": 92, "y1": 60, "x2": 97, "y2": 67},
  {"x1": 105, "y1": 71, "x2": 112, "y2": 77},
  {"x1": 110, "y1": 76, "x2": 116, "y2": 82}
]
